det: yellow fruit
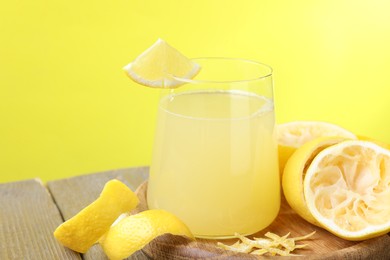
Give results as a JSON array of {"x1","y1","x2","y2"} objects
[
  {"x1": 54, "y1": 179, "x2": 139, "y2": 253},
  {"x1": 278, "y1": 121, "x2": 356, "y2": 173},
  {"x1": 282, "y1": 136, "x2": 348, "y2": 225},
  {"x1": 100, "y1": 209, "x2": 194, "y2": 260},
  {"x1": 303, "y1": 140, "x2": 390, "y2": 240},
  {"x1": 278, "y1": 145, "x2": 298, "y2": 176},
  {"x1": 123, "y1": 38, "x2": 200, "y2": 88},
  {"x1": 357, "y1": 135, "x2": 390, "y2": 150}
]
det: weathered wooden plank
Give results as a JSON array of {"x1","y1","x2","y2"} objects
[
  {"x1": 47, "y1": 167, "x2": 150, "y2": 260},
  {"x1": 0, "y1": 179, "x2": 81, "y2": 260}
]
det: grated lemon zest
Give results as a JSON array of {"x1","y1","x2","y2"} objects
[{"x1": 217, "y1": 231, "x2": 316, "y2": 256}]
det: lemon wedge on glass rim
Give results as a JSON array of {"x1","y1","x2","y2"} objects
[
  {"x1": 123, "y1": 39, "x2": 200, "y2": 88},
  {"x1": 277, "y1": 121, "x2": 357, "y2": 174}
]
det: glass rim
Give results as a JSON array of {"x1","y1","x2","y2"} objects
[{"x1": 170, "y1": 57, "x2": 273, "y2": 84}]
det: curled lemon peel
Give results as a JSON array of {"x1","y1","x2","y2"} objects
[{"x1": 53, "y1": 179, "x2": 139, "y2": 253}]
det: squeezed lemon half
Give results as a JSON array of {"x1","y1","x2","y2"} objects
[
  {"x1": 283, "y1": 137, "x2": 390, "y2": 241},
  {"x1": 278, "y1": 121, "x2": 357, "y2": 173},
  {"x1": 282, "y1": 136, "x2": 348, "y2": 225},
  {"x1": 304, "y1": 140, "x2": 390, "y2": 240}
]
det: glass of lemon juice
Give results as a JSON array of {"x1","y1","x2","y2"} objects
[{"x1": 147, "y1": 58, "x2": 280, "y2": 239}]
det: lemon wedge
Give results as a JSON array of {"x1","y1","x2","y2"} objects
[
  {"x1": 123, "y1": 39, "x2": 200, "y2": 88},
  {"x1": 303, "y1": 140, "x2": 390, "y2": 240},
  {"x1": 100, "y1": 209, "x2": 194, "y2": 260},
  {"x1": 53, "y1": 179, "x2": 139, "y2": 253},
  {"x1": 278, "y1": 121, "x2": 357, "y2": 173}
]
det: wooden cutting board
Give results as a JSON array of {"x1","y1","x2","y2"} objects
[{"x1": 134, "y1": 181, "x2": 390, "y2": 260}]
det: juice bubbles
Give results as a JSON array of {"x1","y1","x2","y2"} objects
[{"x1": 147, "y1": 89, "x2": 280, "y2": 238}]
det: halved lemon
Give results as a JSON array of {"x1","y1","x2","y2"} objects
[
  {"x1": 278, "y1": 121, "x2": 357, "y2": 173},
  {"x1": 123, "y1": 39, "x2": 200, "y2": 88},
  {"x1": 282, "y1": 136, "x2": 348, "y2": 225},
  {"x1": 304, "y1": 140, "x2": 390, "y2": 240},
  {"x1": 100, "y1": 209, "x2": 194, "y2": 260}
]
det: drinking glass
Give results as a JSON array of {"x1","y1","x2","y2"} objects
[{"x1": 147, "y1": 58, "x2": 280, "y2": 239}]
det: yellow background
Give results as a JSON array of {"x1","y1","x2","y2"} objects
[{"x1": 1, "y1": 1, "x2": 389, "y2": 183}]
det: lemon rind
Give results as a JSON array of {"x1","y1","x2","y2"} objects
[{"x1": 304, "y1": 140, "x2": 390, "y2": 240}]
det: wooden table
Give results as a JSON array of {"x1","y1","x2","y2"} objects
[
  {"x1": 1, "y1": 167, "x2": 390, "y2": 260},
  {"x1": 0, "y1": 167, "x2": 150, "y2": 260}
]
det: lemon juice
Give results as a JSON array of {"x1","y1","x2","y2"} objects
[{"x1": 147, "y1": 90, "x2": 280, "y2": 238}]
